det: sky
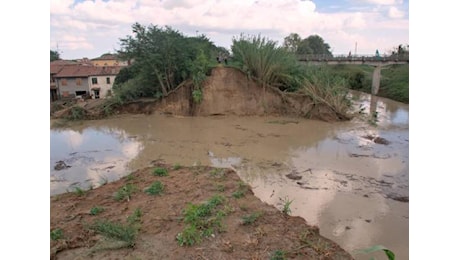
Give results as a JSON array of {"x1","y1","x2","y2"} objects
[{"x1": 50, "y1": 0, "x2": 409, "y2": 60}]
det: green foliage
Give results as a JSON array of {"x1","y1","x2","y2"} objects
[
  {"x1": 50, "y1": 228, "x2": 63, "y2": 240},
  {"x1": 145, "y1": 181, "x2": 164, "y2": 195},
  {"x1": 89, "y1": 220, "x2": 138, "y2": 247},
  {"x1": 74, "y1": 186, "x2": 86, "y2": 196},
  {"x1": 231, "y1": 34, "x2": 304, "y2": 92},
  {"x1": 90, "y1": 206, "x2": 105, "y2": 216},
  {"x1": 152, "y1": 167, "x2": 168, "y2": 176},
  {"x1": 50, "y1": 50, "x2": 60, "y2": 61},
  {"x1": 115, "y1": 23, "x2": 221, "y2": 102},
  {"x1": 280, "y1": 197, "x2": 293, "y2": 215},
  {"x1": 192, "y1": 89, "x2": 203, "y2": 103},
  {"x1": 127, "y1": 208, "x2": 142, "y2": 225},
  {"x1": 232, "y1": 181, "x2": 249, "y2": 199},
  {"x1": 176, "y1": 225, "x2": 201, "y2": 246},
  {"x1": 356, "y1": 245, "x2": 395, "y2": 260},
  {"x1": 65, "y1": 106, "x2": 87, "y2": 121},
  {"x1": 301, "y1": 66, "x2": 352, "y2": 119},
  {"x1": 114, "y1": 183, "x2": 137, "y2": 201},
  {"x1": 241, "y1": 212, "x2": 262, "y2": 225},
  {"x1": 177, "y1": 195, "x2": 226, "y2": 246},
  {"x1": 379, "y1": 64, "x2": 409, "y2": 103},
  {"x1": 173, "y1": 163, "x2": 182, "y2": 170},
  {"x1": 297, "y1": 35, "x2": 333, "y2": 56},
  {"x1": 270, "y1": 250, "x2": 287, "y2": 260}
]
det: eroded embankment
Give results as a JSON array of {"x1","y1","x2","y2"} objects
[{"x1": 52, "y1": 67, "x2": 348, "y2": 122}]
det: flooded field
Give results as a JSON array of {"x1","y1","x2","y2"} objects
[{"x1": 50, "y1": 91, "x2": 408, "y2": 259}]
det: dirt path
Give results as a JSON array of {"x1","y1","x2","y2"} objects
[{"x1": 51, "y1": 163, "x2": 354, "y2": 259}]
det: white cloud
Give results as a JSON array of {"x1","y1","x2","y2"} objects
[
  {"x1": 50, "y1": 0, "x2": 408, "y2": 58},
  {"x1": 359, "y1": 0, "x2": 402, "y2": 5},
  {"x1": 388, "y1": 6, "x2": 405, "y2": 18}
]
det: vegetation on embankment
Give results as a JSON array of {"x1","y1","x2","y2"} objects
[{"x1": 328, "y1": 64, "x2": 409, "y2": 104}]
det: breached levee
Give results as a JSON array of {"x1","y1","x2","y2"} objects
[{"x1": 122, "y1": 67, "x2": 346, "y2": 121}]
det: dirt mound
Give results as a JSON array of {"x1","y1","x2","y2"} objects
[
  {"x1": 119, "y1": 67, "x2": 346, "y2": 121},
  {"x1": 51, "y1": 164, "x2": 354, "y2": 259}
]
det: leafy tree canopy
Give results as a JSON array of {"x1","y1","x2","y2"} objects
[
  {"x1": 283, "y1": 34, "x2": 332, "y2": 56},
  {"x1": 115, "y1": 23, "x2": 222, "y2": 101},
  {"x1": 50, "y1": 50, "x2": 60, "y2": 61}
]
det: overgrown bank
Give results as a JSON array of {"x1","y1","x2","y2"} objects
[{"x1": 328, "y1": 64, "x2": 409, "y2": 104}]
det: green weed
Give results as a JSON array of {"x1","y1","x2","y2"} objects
[
  {"x1": 89, "y1": 220, "x2": 138, "y2": 247},
  {"x1": 177, "y1": 195, "x2": 226, "y2": 246},
  {"x1": 74, "y1": 187, "x2": 86, "y2": 196},
  {"x1": 270, "y1": 249, "x2": 287, "y2": 260},
  {"x1": 173, "y1": 163, "x2": 182, "y2": 170},
  {"x1": 145, "y1": 181, "x2": 164, "y2": 196},
  {"x1": 356, "y1": 245, "x2": 395, "y2": 260},
  {"x1": 280, "y1": 197, "x2": 293, "y2": 215},
  {"x1": 241, "y1": 212, "x2": 262, "y2": 225},
  {"x1": 114, "y1": 183, "x2": 137, "y2": 201},
  {"x1": 50, "y1": 228, "x2": 63, "y2": 241},
  {"x1": 90, "y1": 206, "x2": 105, "y2": 216},
  {"x1": 127, "y1": 208, "x2": 142, "y2": 225},
  {"x1": 152, "y1": 167, "x2": 168, "y2": 176}
]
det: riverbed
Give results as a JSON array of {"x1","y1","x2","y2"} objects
[{"x1": 50, "y1": 91, "x2": 408, "y2": 259}]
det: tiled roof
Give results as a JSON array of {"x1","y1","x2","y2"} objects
[
  {"x1": 91, "y1": 53, "x2": 119, "y2": 61},
  {"x1": 54, "y1": 65, "x2": 122, "y2": 78}
]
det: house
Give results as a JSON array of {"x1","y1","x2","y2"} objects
[
  {"x1": 90, "y1": 53, "x2": 129, "y2": 67},
  {"x1": 50, "y1": 60, "x2": 79, "y2": 102},
  {"x1": 53, "y1": 64, "x2": 122, "y2": 100}
]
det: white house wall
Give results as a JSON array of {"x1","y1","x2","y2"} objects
[{"x1": 89, "y1": 75, "x2": 117, "y2": 99}]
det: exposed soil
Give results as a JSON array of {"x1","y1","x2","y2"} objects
[{"x1": 51, "y1": 163, "x2": 354, "y2": 260}]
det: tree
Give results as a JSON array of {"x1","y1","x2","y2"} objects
[
  {"x1": 115, "y1": 23, "x2": 220, "y2": 100},
  {"x1": 296, "y1": 35, "x2": 332, "y2": 56},
  {"x1": 283, "y1": 33, "x2": 302, "y2": 53},
  {"x1": 50, "y1": 50, "x2": 60, "y2": 61}
]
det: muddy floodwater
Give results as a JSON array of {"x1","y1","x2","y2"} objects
[{"x1": 50, "y1": 91, "x2": 408, "y2": 259}]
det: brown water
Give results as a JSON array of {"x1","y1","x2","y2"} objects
[{"x1": 50, "y1": 91, "x2": 408, "y2": 259}]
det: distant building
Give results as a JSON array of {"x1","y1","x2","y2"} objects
[
  {"x1": 90, "y1": 53, "x2": 129, "y2": 67},
  {"x1": 53, "y1": 64, "x2": 122, "y2": 100}
]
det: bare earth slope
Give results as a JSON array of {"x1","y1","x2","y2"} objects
[{"x1": 51, "y1": 164, "x2": 354, "y2": 260}]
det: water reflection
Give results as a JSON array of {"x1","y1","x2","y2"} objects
[
  {"x1": 49, "y1": 91, "x2": 408, "y2": 259},
  {"x1": 50, "y1": 127, "x2": 143, "y2": 195}
]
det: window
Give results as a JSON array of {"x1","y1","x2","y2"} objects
[
  {"x1": 92, "y1": 78, "x2": 98, "y2": 84},
  {"x1": 61, "y1": 79, "x2": 67, "y2": 86},
  {"x1": 76, "y1": 78, "x2": 82, "y2": 86},
  {"x1": 106, "y1": 77, "x2": 111, "y2": 84}
]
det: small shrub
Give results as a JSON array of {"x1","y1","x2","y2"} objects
[
  {"x1": 280, "y1": 197, "x2": 293, "y2": 215},
  {"x1": 74, "y1": 187, "x2": 86, "y2": 196},
  {"x1": 192, "y1": 89, "x2": 203, "y2": 103},
  {"x1": 90, "y1": 220, "x2": 138, "y2": 247},
  {"x1": 178, "y1": 195, "x2": 226, "y2": 246},
  {"x1": 232, "y1": 190, "x2": 245, "y2": 199},
  {"x1": 114, "y1": 183, "x2": 137, "y2": 201},
  {"x1": 241, "y1": 212, "x2": 262, "y2": 225},
  {"x1": 152, "y1": 167, "x2": 168, "y2": 177},
  {"x1": 176, "y1": 225, "x2": 201, "y2": 246},
  {"x1": 127, "y1": 208, "x2": 142, "y2": 225},
  {"x1": 173, "y1": 163, "x2": 182, "y2": 170},
  {"x1": 65, "y1": 106, "x2": 87, "y2": 121},
  {"x1": 90, "y1": 206, "x2": 105, "y2": 216},
  {"x1": 270, "y1": 250, "x2": 287, "y2": 260},
  {"x1": 50, "y1": 228, "x2": 63, "y2": 241},
  {"x1": 145, "y1": 181, "x2": 164, "y2": 195}
]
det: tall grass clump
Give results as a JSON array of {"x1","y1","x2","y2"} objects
[
  {"x1": 301, "y1": 66, "x2": 352, "y2": 119},
  {"x1": 231, "y1": 34, "x2": 304, "y2": 92}
]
